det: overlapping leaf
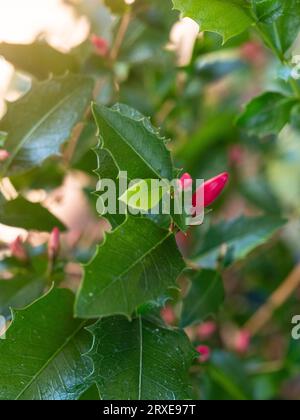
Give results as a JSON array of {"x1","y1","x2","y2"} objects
[
  {"x1": 92, "y1": 103, "x2": 188, "y2": 230},
  {"x1": 92, "y1": 103, "x2": 173, "y2": 180},
  {"x1": 0, "y1": 42, "x2": 79, "y2": 79},
  {"x1": 75, "y1": 216, "x2": 185, "y2": 319},
  {"x1": 87, "y1": 316, "x2": 197, "y2": 400},
  {"x1": 0, "y1": 74, "x2": 94, "y2": 176},
  {"x1": 94, "y1": 147, "x2": 126, "y2": 229},
  {"x1": 0, "y1": 194, "x2": 65, "y2": 231},
  {"x1": 0, "y1": 288, "x2": 92, "y2": 400},
  {"x1": 253, "y1": 0, "x2": 300, "y2": 55}
]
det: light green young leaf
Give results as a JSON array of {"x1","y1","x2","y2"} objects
[
  {"x1": 181, "y1": 270, "x2": 224, "y2": 328},
  {"x1": 172, "y1": 0, "x2": 253, "y2": 42},
  {"x1": 87, "y1": 316, "x2": 197, "y2": 400},
  {"x1": 191, "y1": 215, "x2": 286, "y2": 269},
  {"x1": 119, "y1": 179, "x2": 170, "y2": 212},
  {"x1": 0, "y1": 74, "x2": 94, "y2": 176},
  {"x1": 75, "y1": 216, "x2": 185, "y2": 319},
  {"x1": 0, "y1": 288, "x2": 92, "y2": 400}
]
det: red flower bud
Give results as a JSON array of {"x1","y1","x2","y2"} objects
[
  {"x1": 48, "y1": 227, "x2": 60, "y2": 261},
  {"x1": 235, "y1": 329, "x2": 251, "y2": 354},
  {"x1": 228, "y1": 145, "x2": 244, "y2": 167},
  {"x1": 179, "y1": 172, "x2": 192, "y2": 190},
  {"x1": 197, "y1": 321, "x2": 217, "y2": 340},
  {"x1": 193, "y1": 172, "x2": 229, "y2": 209},
  {"x1": 196, "y1": 345, "x2": 211, "y2": 363},
  {"x1": 240, "y1": 41, "x2": 265, "y2": 66},
  {"x1": 90, "y1": 34, "x2": 109, "y2": 57},
  {"x1": 0, "y1": 149, "x2": 10, "y2": 162},
  {"x1": 160, "y1": 305, "x2": 176, "y2": 325},
  {"x1": 10, "y1": 236, "x2": 28, "y2": 262},
  {"x1": 175, "y1": 230, "x2": 192, "y2": 257}
]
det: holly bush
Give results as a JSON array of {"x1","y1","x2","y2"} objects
[{"x1": 0, "y1": 0, "x2": 300, "y2": 401}]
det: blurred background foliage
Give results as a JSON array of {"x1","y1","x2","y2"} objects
[{"x1": 0, "y1": 0, "x2": 300, "y2": 400}]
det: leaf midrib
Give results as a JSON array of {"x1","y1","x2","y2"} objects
[
  {"x1": 96, "y1": 229, "x2": 172, "y2": 296},
  {"x1": 15, "y1": 320, "x2": 87, "y2": 400}
]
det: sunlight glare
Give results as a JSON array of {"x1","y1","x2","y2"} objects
[{"x1": 0, "y1": 0, "x2": 90, "y2": 51}]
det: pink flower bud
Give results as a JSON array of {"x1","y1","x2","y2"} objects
[
  {"x1": 10, "y1": 236, "x2": 27, "y2": 262},
  {"x1": 175, "y1": 230, "x2": 191, "y2": 257},
  {"x1": 197, "y1": 321, "x2": 217, "y2": 340},
  {"x1": 48, "y1": 227, "x2": 60, "y2": 261},
  {"x1": 228, "y1": 145, "x2": 244, "y2": 167},
  {"x1": 196, "y1": 345, "x2": 211, "y2": 363},
  {"x1": 235, "y1": 329, "x2": 251, "y2": 354},
  {"x1": 240, "y1": 41, "x2": 265, "y2": 66},
  {"x1": 179, "y1": 172, "x2": 193, "y2": 191},
  {"x1": 161, "y1": 305, "x2": 176, "y2": 325},
  {"x1": 90, "y1": 34, "x2": 109, "y2": 57},
  {"x1": 0, "y1": 149, "x2": 10, "y2": 162},
  {"x1": 193, "y1": 172, "x2": 229, "y2": 210}
]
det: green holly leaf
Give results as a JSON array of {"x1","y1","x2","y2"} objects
[
  {"x1": 0, "y1": 195, "x2": 65, "y2": 231},
  {"x1": 94, "y1": 147, "x2": 127, "y2": 229},
  {"x1": 92, "y1": 103, "x2": 187, "y2": 230},
  {"x1": 92, "y1": 103, "x2": 173, "y2": 181},
  {"x1": 172, "y1": 0, "x2": 253, "y2": 42},
  {"x1": 181, "y1": 270, "x2": 224, "y2": 328},
  {"x1": 78, "y1": 384, "x2": 101, "y2": 400},
  {"x1": 191, "y1": 215, "x2": 286, "y2": 269},
  {"x1": 0, "y1": 42, "x2": 79, "y2": 79},
  {"x1": 0, "y1": 288, "x2": 92, "y2": 400},
  {"x1": 208, "y1": 351, "x2": 253, "y2": 400},
  {"x1": 71, "y1": 122, "x2": 98, "y2": 173},
  {"x1": 87, "y1": 316, "x2": 197, "y2": 400},
  {"x1": 236, "y1": 92, "x2": 297, "y2": 137},
  {"x1": 0, "y1": 276, "x2": 46, "y2": 318},
  {"x1": 253, "y1": 0, "x2": 300, "y2": 55},
  {"x1": 0, "y1": 74, "x2": 94, "y2": 176},
  {"x1": 253, "y1": 0, "x2": 284, "y2": 24},
  {"x1": 75, "y1": 216, "x2": 185, "y2": 319}
]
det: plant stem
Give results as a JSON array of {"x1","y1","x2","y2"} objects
[
  {"x1": 244, "y1": 263, "x2": 300, "y2": 336},
  {"x1": 110, "y1": 11, "x2": 131, "y2": 62}
]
